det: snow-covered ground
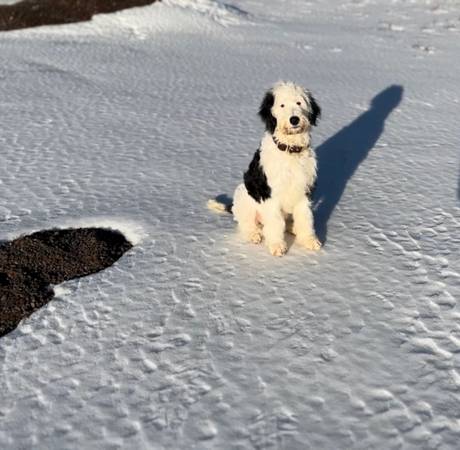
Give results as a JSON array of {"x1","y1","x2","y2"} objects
[{"x1": 1, "y1": 0, "x2": 460, "y2": 448}]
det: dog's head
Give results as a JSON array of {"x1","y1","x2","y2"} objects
[{"x1": 259, "y1": 81, "x2": 320, "y2": 135}]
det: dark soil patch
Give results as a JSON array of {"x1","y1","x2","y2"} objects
[
  {"x1": 0, "y1": 0, "x2": 159, "y2": 31},
  {"x1": 0, "y1": 227, "x2": 132, "y2": 337}
]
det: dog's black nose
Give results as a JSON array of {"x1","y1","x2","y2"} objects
[{"x1": 290, "y1": 116, "x2": 300, "y2": 126}]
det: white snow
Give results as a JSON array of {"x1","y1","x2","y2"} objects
[
  {"x1": 1, "y1": 0, "x2": 460, "y2": 449},
  {"x1": 3, "y1": 216, "x2": 146, "y2": 245}
]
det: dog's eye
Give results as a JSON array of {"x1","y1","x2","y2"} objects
[
  {"x1": 296, "y1": 101, "x2": 301, "y2": 105},
  {"x1": 280, "y1": 104, "x2": 285, "y2": 108}
]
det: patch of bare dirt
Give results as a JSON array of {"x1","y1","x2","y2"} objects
[
  {"x1": 0, "y1": 227, "x2": 132, "y2": 337},
  {"x1": 0, "y1": 0, "x2": 159, "y2": 31}
]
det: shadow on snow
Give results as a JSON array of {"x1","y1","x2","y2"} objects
[{"x1": 314, "y1": 85, "x2": 404, "y2": 242}]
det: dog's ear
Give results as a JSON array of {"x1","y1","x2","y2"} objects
[
  {"x1": 304, "y1": 91, "x2": 321, "y2": 126},
  {"x1": 258, "y1": 90, "x2": 276, "y2": 134}
]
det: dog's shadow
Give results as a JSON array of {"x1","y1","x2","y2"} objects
[{"x1": 313, "y1": 85, "x2": 404, "y2": 242}]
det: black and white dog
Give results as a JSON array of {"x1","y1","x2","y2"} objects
[{"x1": 209, "y1": 81, "x2": 321, "y2": 256}]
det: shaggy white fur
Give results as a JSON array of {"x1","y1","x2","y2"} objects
[{"x1": 209, "y1": 81, "x2": 321, "y2": 257}]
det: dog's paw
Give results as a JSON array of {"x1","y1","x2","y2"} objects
[
  {"x1": 268, "y1": 242, "x2": 287, "y2": 257},
  {"x1": 249, "y1": 230, "x2": 263, "y2": 244},
  {"x1": 300, "y1": 235, "x2": 322, "y2": 251}
]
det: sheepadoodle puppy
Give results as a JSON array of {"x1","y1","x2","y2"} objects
[{"x1": 209, "y1": 81, "x2": 321, "y2": 257}]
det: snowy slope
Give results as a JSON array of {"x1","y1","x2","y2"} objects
[{"x1": 1, "y1": 1, "x2": 460, "y2": 449}]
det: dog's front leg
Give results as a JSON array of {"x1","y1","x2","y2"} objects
[
  {"x1": 260, "y1": 200, "x2": 287, "y2": 256},
  {"x1": 292, "y1": 199, "x2": 322, "y2": 251}
]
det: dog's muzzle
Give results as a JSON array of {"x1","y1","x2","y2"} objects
[{"x1": 290, "y1": 116, "x2": 300, "y2": 126}]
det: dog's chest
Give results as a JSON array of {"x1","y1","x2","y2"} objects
[{"x1": 262, "y1": 147, "x2": 316, "y2": 210}]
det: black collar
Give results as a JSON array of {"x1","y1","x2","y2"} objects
[{"x1": 272, "y1": 136, "x2": 306, "y2": 154}]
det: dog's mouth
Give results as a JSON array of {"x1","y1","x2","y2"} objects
[
  {"x1": 286, "y1": 125, "x2": 304, "y2": 134},
  {"x1": 278, "y1": 120, "x2": 308, "y2": 135}
]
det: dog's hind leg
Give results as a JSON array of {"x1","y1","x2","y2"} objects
[
  {"x1": 232, "y1": 184, "x2": 263, "y2": 244},
  {"x1": 260, "y1": 200, "x2": 287, "y2": 256},
  {"x1": 239, "y1": 218, "x2": 263, "y2": 244}
]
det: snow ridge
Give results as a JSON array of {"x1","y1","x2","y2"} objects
[{"x1": 162, "y1": 0, "x2": 248, "y2": 26}]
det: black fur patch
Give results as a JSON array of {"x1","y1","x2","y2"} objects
[
  {"x1": 244, "y1": 149, "x2": 271, "y2": 203},
  {"x1": 258, "y1": 91, "x2": 276, "y2": 134},
  {"x1": 305, "y1": 92, "x2": 321, "y2": 126},
  {"x1": 306, "y1": 180, "x2": 317, "y2": 199}
]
